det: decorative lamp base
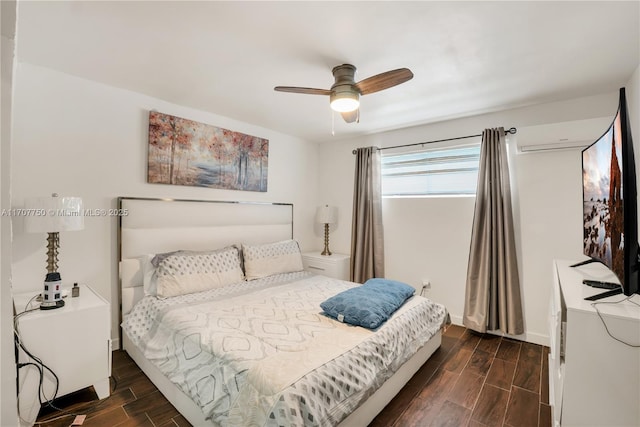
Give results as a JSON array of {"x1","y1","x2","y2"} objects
[
  {"x1": 321, "y1": 223, "x2": 332, "y2": 256},
  {"x1": 46, "y1": 232, "x2": 60, "y2": 274}
]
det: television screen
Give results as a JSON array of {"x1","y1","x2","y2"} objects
[
  {"x1": 582, "y1": 111, "x2": 625, "y2": 283},
  {"x1": 580, "y1": 87, "x2": 638, "y2": 297}
]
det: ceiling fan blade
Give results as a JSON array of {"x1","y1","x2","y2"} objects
[
  {"x1": 274, "y1": 86, "x2": 331, "y2": 96},
  {"x1": 355, "y1": 68, "x2": 413, "y2": 95},
  {"x1": 341, "y1": 109, "x2": 359, "y2": 123}
]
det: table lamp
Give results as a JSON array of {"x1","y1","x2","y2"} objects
[
  {"x1": 24, "y1": 193, "x2": 84, "y2": 310},
  {"x1": 316, "y1": 205, "x2": 337, "y2": 256}
]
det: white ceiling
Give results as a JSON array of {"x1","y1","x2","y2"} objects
[{"x1": 15, "y1": 1, "x2": 640, "y2": 143}]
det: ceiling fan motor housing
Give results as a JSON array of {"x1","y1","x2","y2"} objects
[{"x1": 330, "y1": 64, "x2": 360, "y2": 112}]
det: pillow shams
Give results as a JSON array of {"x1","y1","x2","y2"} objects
[
  {"x1": 140, "y1": 254, "x2": 157, "y2": 296},
  {"x1": 320, "y1": 278, "x2": 416, "y2": 329},
  {"x1": 242, "y1": 239, "x2": 304, "y2": 280},
  {"x1": 153, "y1": 246, "x2": 244, "y2": 298},
  {"x1": 138, "y1": 250, "x2": 182, "y2": 296}
]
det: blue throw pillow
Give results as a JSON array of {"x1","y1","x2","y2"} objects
[{"x1": 320, "y1": 278, "x2": 415, "y2": 329}]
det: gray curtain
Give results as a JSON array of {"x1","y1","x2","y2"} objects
[
  {"x1": 350, "y1": 147, "x2": 385, "y2": 283},
  {"x1": 463, "y1": 128, "x2": 524, "y2": 335}
]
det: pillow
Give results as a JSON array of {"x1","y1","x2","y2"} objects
[
  {"x1": 138, "y1": 250, "x2": 182, "y2": 296},
  {"x1": 320, "y1": 278, "x2": 415, "y2": 329},
  {"x1": 153, "y1": 246, "x2": 244, "y2": 298},
  {"x1": 139, "y1": 254, "x2": 157, "y2": 296},
  {"x1": 242, "y1": 239, "x2": 304, "y2": 280}
]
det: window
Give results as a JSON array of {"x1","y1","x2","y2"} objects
[{"x1": 381, "y1": 144, "x2": 481, "y2": 197}]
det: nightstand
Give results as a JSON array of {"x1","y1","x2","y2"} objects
[
  {"x1": 13, "y1": 285, "x2": 111, "y2": 425},
  {"x1": 302, "y1": 252, "x2": 350, "y2": 280}
]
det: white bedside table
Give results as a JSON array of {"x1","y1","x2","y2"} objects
[
  {"x1": 302, "y1": 252, "x2": 350, "y2": 280},
  {"x1": 13, "y1": 285, "x2": 111, "y2": 425}
]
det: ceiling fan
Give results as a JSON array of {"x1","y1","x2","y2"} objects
[{"x1": 274, "y1": 64, "x2": 413, "y2": 123}]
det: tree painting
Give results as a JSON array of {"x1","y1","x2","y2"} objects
[{"x1": 147, "y1": 111, "x2": 269, "y2": 192}]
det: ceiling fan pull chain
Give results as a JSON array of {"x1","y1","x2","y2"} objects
[{"x1": 331, "y1": 110, "x2": 335, "y2": 136}]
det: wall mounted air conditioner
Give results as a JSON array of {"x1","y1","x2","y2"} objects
[{"x1": 516, "y1": 117, "x2": 612, "y2": 153}]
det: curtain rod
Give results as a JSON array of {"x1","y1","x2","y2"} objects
[{"x1": 351, "y1": 127, "x2": 517, "y2": 154}]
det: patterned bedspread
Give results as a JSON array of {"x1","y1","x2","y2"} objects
[{"x1": 122, "y1": 273, "x2": 447, "y2": 426}]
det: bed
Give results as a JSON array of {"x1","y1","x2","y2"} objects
[{"x1": 118, "y1": 197, "x2": 446, "y2": 426}]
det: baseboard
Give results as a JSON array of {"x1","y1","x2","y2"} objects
[
  {"x1": 521, "y1": 331, "x2": 549, "y2": 347},
  {"x1": 449, "y1": 314, "x2": 463, "y2": 325},
  {"x1": 448, "y1": 316, "x2": 550, "y2": 347},
  {"x1": 111, "y1": 337, "x2": 120, "y2": 351}
]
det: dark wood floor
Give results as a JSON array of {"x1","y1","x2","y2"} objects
[
  {"x1": 36, "y1": 325, "x2": 551, "y2": 427},
  {"x1": 370, "y1": 324, "x2": 551, "y2": 427}
]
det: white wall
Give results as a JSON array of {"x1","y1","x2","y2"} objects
[
  {"x1": 11, "y1": 63, "x2": 320, "y2": 348},
  {"x1": 318, "y1": 91, "x2": 622, "y2": 345},
  {"x1": 383, "y1": 196, "x2": 476, "y2": 322},
  {"x1": 514, "y1": 148, "x2": 583, "y2": 343},
  {"x1": 1, "y1": 1, "x2": 18, "y2": 425}
]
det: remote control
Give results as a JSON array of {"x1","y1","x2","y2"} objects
[{"x1": 582, "y1": 279, "x2": 620, "y2": 290}]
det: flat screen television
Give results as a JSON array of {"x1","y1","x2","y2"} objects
[{"x1": 576, "y1": 87, "x2": 639, "y2": 300}]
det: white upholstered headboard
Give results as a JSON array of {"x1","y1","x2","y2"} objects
[{"x1": 117, "y1": 197, "x2": 294, "y2": 326}]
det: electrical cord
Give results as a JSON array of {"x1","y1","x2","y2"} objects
[
  {"x1": 13, "y1": 362, "x2": 67, "y2": 425},
  {"x1": 32, "y1": 413, "x2": 75, "y2": 426},
  {"x1": 591, "y1": 295, "x2": 640, "y2": 347},
  {"x1": 16, "y1": 330, "x2": 119, "y2": 424},
  {"x1": 15, "y1": 328, "x2": 83, "y2": 425},
  {"x1": 24, "y1": 293, "x2": 41, "y2": 311},
  {"x1": 35, "y1": 379, "x2": 119, "y2": 426},
  {"x1": 14, "y1": 306, "x2": 66, "y2": 423},
  {"x1": 13, "y1": 307, "x2": 41, "y2": 326},
  {"x1": 15, "y1": 330, "x2": 61, "y2": 402}
]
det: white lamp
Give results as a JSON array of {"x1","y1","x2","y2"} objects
[
  {"x1": 25, "y1": 193, "x2": 84, "y2": 310},
  {"x1": 316, "y1": 205, "x2": 337, "y2": 256}
]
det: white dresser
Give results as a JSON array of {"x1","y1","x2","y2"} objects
[
  {"x1": 549, "y1": 260, "x2": 640, "y2": 427},
  {"x1": 302, "y1": 252, "x2": 350, "y2": 280}
]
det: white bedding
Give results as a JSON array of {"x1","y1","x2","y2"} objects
[{"x1": 122, "y1": 273, "x2": 447, "y2": 426}]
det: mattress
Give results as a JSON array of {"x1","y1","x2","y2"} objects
[{"x1": 122, "y1": 272, "x2": 447, "y2": 426}]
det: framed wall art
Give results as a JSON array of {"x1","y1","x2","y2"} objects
[{"x1": 147, "y1": 111, "x2": 269, "y2": 192}]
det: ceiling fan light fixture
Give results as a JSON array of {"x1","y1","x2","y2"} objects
[
  {"x1": 275, "y1": 63, "x2": 412, "y2": 122},
  {"x1": 330, "y1": 89, "x2": 360, "y2": 113}
]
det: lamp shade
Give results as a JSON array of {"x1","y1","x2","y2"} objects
[
  {"x1": 24, "y1": 194, "x2": 84, "y2": 233},
  {"x1": 316, "y1": 205, "x2": 337, "y2": 224}
]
